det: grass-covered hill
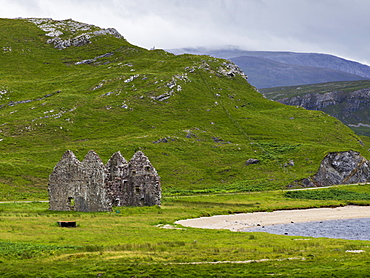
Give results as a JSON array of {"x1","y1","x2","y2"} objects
[{"x1": 0, "y1": 18, "x2": 369, "y2": 200}]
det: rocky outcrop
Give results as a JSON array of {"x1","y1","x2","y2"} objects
[
  {"x1": 48, "y1": 150, "x2": 161, "y2": 211},
  {"x1": 293, "y1": 151, "x2": 370, "y2": 187},
  {"x1": 218, "y1": 62, "x2": 248, "y2": 80},
  {"x1": 278, "y1": 89, "x2": 370, "y2": 113},
  {"x1": 28, "y1": 18, "x2": 125, "y2": 49},
  {"x1": 277, "y1": 89, "x2": 370, "y2": 123},
  {"x1": 46, "y1": 28, "x2": 123, "y2": 49}
]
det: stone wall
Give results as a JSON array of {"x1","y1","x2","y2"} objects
[
  {"x1": 48, "y1": 150, "x2": 161, "y2": 211},
  {"x1": 105, "y1": 151, "x2": 129, "y2": 207},
  {"x1": 126, "y1": 151, "x2": 161, "y2": 206},
  {"x1": 49, "y1": 150, "x2": 80, "y2": 211}
]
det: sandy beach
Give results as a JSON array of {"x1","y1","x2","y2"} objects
[{"x1": 175, "y1": 206, "x2": 370, "y2": 232}]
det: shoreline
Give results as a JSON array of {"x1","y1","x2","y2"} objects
[{"x1": 175, "y1": 206, "x2": 370, "y2": 231}]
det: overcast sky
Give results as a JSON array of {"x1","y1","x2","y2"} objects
[{"x1": 1, "y1": 0, "x2": 370, "y2": 65}]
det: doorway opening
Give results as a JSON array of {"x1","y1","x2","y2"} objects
[{"x1": 68, "y1": 197, "x2": 75, "y2": 211}]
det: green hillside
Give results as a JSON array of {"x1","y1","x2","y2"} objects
[{"x1": 0, "y1": 18, "x2": 369, "y2": 200}]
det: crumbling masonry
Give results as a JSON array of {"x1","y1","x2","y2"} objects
[{"x1": 48, "y1": 150, "x2": 161, "y2": 211}]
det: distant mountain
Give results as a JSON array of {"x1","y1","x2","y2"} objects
[
  {"x1": 168, "y1": 48, "x2": 370, "y2": 88},
  {"x1": 227, "y1": 56, "x2": 368, "y2": 88}
]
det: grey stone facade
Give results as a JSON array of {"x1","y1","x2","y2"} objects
[{"x1": 48, "y1": 150, "x2": 161, "y2": 211}]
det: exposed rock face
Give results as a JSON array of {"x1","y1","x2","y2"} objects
[
  {"x1": 278, "y1": 89, "x2": 370, "y2": 111},
  {"x1": 218, "y1": 62, "x2": 248, "y2": 80},
  {"x1": 28, "y1": 18, "x2": 125, "y2": 49},
  {"x1": 297, "y1": 151, "x2": 370, "y2": 187},
  {"x1": 46, "y1": 28, "x2": 123, "y2": 49},
  {"x1": 48, "y1": 150, "x2": 161, "y2": 211},
  {"x1": 277, "y1": 89, "x2": 370, "y2": 126}
]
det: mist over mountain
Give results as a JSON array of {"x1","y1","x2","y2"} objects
[{"x1": 168, "y1": 48, "x2": 370, "y2": 88}]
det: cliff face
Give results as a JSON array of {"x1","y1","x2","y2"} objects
[{"x1": 277, "y1": 88, "x2": 370, "y2": 127}]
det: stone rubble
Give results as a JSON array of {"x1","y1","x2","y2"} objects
[
  {"x1": 32, "y1": 107, "x2": 76, "y2": 122},
  {"x1": 152, "y1": 73, "x2": 189, "y2": 102}
]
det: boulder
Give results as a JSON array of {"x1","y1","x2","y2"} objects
[
  {"x1": 292, "y1": 150, "x2": 370, "y2": 187},
  {"x1": 245, "y1": 158, "x2": 260, "y2": 166}
]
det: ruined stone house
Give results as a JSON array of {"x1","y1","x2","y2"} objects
[{"x1": 48, "y1": 150, "x2": 161, "y2": 211}]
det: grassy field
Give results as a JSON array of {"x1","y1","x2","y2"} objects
[{"x1": 1, "y1": 184, "x2": 370, "y2": 277}]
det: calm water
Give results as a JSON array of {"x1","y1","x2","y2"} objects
[{"x1": 244, "y1": 218, "x2": 370, "y2": 241}]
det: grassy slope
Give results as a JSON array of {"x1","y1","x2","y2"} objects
[{"x1": 0, "y1": 18, "x2": 368, "y2": 200}]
